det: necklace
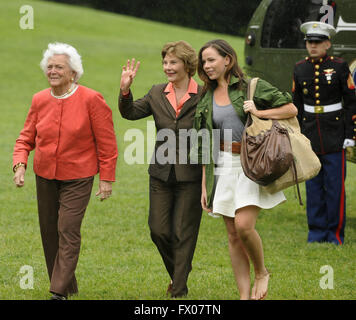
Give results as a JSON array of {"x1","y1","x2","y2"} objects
[{"x1": 51, "y1": 83, "x2": 77, "y2": 99}]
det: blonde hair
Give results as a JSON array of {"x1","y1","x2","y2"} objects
[
  {"x1": 161, "y1": 40, "x2": 198, "y2": 77},
  {"x1": 40, "y1": 42, "x2": 83, "y2": 82}
]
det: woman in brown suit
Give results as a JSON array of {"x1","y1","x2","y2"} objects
[{"x1": 118, "y1": 41, "x2": 202, "y2": 298}]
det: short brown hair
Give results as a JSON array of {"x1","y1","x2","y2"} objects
[{"x1": 161, "y1": 40, "x2": 198, "y2": 77}]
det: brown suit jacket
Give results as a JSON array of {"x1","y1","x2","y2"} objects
[{"x1": 119, "y1": 83, "x2": 203, "y2": 182}]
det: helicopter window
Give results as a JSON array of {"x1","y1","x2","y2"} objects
[{"x1": 261, "y1": 0, "x2": 336, "y2": 49}]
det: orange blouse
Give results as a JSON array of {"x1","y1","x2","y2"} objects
[
  {"x1": 164, "y1": 78, "x2": 198, "y2": 117},
  {"x1": 13, "y1": 85, "x2": 118, "y2": 181}
]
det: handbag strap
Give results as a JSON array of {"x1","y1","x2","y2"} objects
[
  {"x1": 246, "y1": 77, "x2": 259, "y2": 126},
  {"x1": 291, "y1": 158, "x2": 303, "y2": 205},
  {"x1": 247, "y1": 77, "x2": 259, "y2": 100}
]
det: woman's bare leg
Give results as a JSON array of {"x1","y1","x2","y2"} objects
[
  {"x1": 223, "y1": 216, "x2": 251, "y2": 300},
  {"x1": 234, "y1": 205, "x2": 269, "y2": 300}
]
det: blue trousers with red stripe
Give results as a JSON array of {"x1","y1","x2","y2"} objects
[{"x1": 305, "y1": 150, "x2": 346, "y2": 245}]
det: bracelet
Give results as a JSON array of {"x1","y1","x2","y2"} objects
[{"x1": 13, "y1": 162, "x2": 26, "y2": 173}]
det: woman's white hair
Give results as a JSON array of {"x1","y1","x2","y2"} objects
[{"x1": 40, "y1": 42, "x2": 84, "y2": 82}]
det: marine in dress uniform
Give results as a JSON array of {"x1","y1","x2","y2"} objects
[{"x1": 292, "y1": 21, "x2": 356, "y2": 244}]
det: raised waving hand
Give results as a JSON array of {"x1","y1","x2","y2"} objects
[{"x1": 120, "y1": 58, "x2": 140, "y2": 94}]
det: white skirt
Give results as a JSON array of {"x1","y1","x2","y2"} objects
[{"x1": 210, "y1": 151, "x2": 286, "y2": 218}]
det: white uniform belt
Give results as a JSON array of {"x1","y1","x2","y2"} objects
[{"x1": 304, "y1": 103, "x2": 342, "y2": 113}]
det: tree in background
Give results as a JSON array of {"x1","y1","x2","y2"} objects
[{"x1": 44, "y1": 0, "x2": 261, "y2": 36}]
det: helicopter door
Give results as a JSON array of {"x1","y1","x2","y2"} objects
[{"x1": 261, "y1": 0, "x2": 336, "y2": 49}]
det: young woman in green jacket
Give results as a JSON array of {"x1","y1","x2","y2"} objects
[{"x1": 194, "y1": 39, "x2": 297, "y2": 300}]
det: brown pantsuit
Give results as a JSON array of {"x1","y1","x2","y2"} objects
[
  {"x1": 35, "y1": 175, "x2": 94, "y2": 297},
  {"x1": 149, "y1": 169, "x2": 202, "y2": 296},
  {"x1": 119, "y1": 82, "x2": 203, "y2": 297}
]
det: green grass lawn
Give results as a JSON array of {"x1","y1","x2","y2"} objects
[{"x1": 1, "y1": 0, "x2": 355, "y2": 300}]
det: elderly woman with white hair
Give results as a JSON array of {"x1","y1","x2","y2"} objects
[{"x1": 13, "y1": 42, "x2": 118, "y2": 300}]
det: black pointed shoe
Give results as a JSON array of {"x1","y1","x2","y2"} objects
[{"x1": 50, "y1": 293, "x2": 67, "y2": 300}]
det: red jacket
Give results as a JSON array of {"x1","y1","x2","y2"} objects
[{"x1": 13, "y1": 85, "x2": 118, "y2": 181}]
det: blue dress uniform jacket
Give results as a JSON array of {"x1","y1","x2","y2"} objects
[{"x1": 292, "y1": 55, "x2": 356, "y2": 154}]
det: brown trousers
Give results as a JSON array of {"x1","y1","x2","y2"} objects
[
  {"x1": 149, "y1": 168, "x2": 202, "y2": 297},
  {"x1": 35, "y1": 175, "x2": 94, "y2": 297}
]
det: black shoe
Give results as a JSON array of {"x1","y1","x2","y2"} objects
[
  {"x1": 171, "y1": 287, "x2": 188, "y2": 299},
  {"x1": 50, "y1": 293, "x2": 67, "y2": 300},
  {"x1": 171, "y1": 291, "x2": 188, "y2": 299}
]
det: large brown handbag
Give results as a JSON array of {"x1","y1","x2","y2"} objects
[
  {"x1": 241, "y1": 78, "x2": 321, "y2": 205},
  {"x1": 240, "y1": 78, "x2": 294, "y2": 187}
]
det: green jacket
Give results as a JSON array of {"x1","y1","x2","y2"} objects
[{"x1": 191, "y1": 76, "x2": 292, "y2": 208}]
